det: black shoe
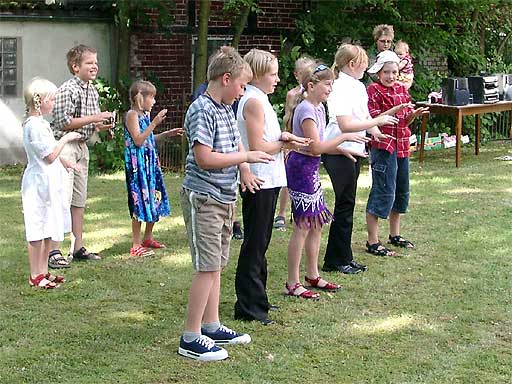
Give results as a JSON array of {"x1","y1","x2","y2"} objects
[
  {"x1": 269, "y1": 304, "x2": 280, "y2": 311},
  {"x1": 259, "y1": 318, "x2": 275, "y2": 326},
  {"x1": 232, "y1": 221, "x2": 244, "y2": 240},
  {"x1": 350, "y1": 260, "x2": 368, "y2": 271},
  {"x1": 339, "y1": 264, "x2": 362, "y2": 274}
]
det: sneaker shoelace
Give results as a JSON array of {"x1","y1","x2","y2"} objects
[
  {"x1": 218, "y1": 325, "x2": 236, "y2": 336},
  {"x1": 196, "y1": 335, "x2": 216, "y2": 349}
]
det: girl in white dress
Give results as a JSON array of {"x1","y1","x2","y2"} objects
[{"x1": 21, "y1": 78, "x2": 80, "y2": 288}]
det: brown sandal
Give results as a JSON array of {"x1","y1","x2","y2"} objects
[{"x1": 45, "y1": 273, "x2": 66, "y2": 284}]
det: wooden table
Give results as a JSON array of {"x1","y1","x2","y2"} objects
[{"x1": 417, "y1": 101, "x2": 512, "y2": 167}]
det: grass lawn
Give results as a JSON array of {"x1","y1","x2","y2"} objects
[{"x1": 1, "y1": 142, "x2": 511, "y2": 383}]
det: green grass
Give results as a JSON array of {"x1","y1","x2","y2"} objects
[{"x1": 1, "y1": 142, "x2": 512, "y2": 383}]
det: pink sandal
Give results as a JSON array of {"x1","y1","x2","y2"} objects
[
  {"x1": 130, "y1": 245, "x2": 155, "y2": 257},
  {"x1": 305, "y1": 275, "x2": 341, "y2": 291},
  {"x1": 29, "y1": 274, "x2": 60, "y2": 289},
  {"x1": 141, "y1": 239, "x2": 166, "y2": 249},
  {"x1": 284, "y1": 282, "x2": 320, "y2": 299}
]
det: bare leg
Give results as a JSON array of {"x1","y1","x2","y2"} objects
[
  {"x1": 132, "y1": 219, "x2": 142, "y2": 248},
  {"x1": 27, "y1": 240, "x2": 44, "y2": 278},
  {"x1": 287, "y1": 224, "x2": 308, "y2": 286},
  {"x1": 304, "y1": 225, "x2": 322, "y2": 279},
  {"x1": 366, "y1": 212, "x2": 380, "y2": 245},
  {"x1": 389, "y1": 210, "x2": 401, "y2": 237},
  {"x1": 143, "y1": 222, "x2": 155, "y2": 242},
  {"x1": 277, "y1": 187, "x2": 289, "y2": 218},
  {"x1": 70, "y1": 205, "x2": 85, "y2": 252},
  {"x1": 202, "y1": 270, "x2": 221, "y2": 324},
  {"x1": 185, "y1": 271, "x2": 218, "y2": 333}
]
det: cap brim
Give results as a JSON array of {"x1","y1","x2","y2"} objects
[{"x1": 367, "y1": 62, "x2": 383, "y2": 74}]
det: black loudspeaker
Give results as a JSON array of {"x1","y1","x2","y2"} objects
[
  {"x1": 442, "y1": 77, "x2": 470, "y2": 106},
  {"x1": 468, "y1": 76, "x2": 499, "y2": 103}
]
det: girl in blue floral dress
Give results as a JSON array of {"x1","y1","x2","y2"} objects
[{"x1": 124, "y1": 80, "x2": 183, "y2": 256}]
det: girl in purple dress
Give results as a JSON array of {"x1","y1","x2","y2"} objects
[{"x1": 284, "y1": 64, "x2": 369, "y2": 299}]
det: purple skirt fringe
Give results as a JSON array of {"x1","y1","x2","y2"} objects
[{"x1": 285, "y1": 151, "x2": 332, "y2": 228}]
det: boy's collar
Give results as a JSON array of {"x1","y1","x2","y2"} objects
[{"x1": 73, "y1": 75, "x2": 91, "y2": 88}]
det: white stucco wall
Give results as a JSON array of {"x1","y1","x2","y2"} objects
[{"x1": 0, "y1": 20, "x2": 113, "y2": 165}]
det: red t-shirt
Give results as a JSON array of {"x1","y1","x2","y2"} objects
[{"x1": 367, "y1": 82, "x2": 413, "y2": 158}]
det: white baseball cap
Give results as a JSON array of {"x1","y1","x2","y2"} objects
[{"x1": 367, "y1": 50, "x2": 400, "y2": 74}]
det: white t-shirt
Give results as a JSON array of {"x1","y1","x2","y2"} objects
[
  {"x1": 325, "y1": 71, "x2": 369, "y2": 154},
  {"x1": 237, "y1": 84, "x2": 286, "y2": 189}
]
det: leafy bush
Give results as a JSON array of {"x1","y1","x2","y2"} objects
[{"x1": 89, "y1": 77, "x2": 127, "y2": 174}]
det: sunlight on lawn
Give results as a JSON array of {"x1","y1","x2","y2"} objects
[
  {"x1": 351, "y1": 314, "x2": 437, "y2": 335},
  {"x1": 160, "y1": 251, "x2": 190, "y2": 267},
  {"x1": 0, "y1": 191, "x2": 21, "y2": 199},
  {"x1": 95, "y1": 173, "x2": 125, "y2": 181},
  {"x1": 444, "y1": 187, "x2": 482, "y2": 194},
  {"x1": 110, "y1": 310, "x2": 154, "y2": 322}
]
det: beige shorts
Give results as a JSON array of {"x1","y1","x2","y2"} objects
[
  {"x1": 180, "y1": 188, "x2": 234, "y2": 272},
  {"x1": 60, "y1": 141, "x2": 89, "y2": 208}
]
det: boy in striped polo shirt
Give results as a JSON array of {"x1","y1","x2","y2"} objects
[{"x1": 178, "y1": 46, "x2": 273, "y2": 362}]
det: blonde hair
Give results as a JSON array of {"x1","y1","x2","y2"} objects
[
  {"x1": 373, "y1": 24, "x2": 395, "y2": 41},
  {"x1": 333, "y1": 43, "x2": 368, "y2": 74},
  {"x1": 66, "y1": 44, "x2": 97, "y2": 75},
  {"x1": 24, "y1": 77, "x2": 58, "y2": 115},
  {"x1": 284, "y1": 63, "x2": 334, "y2": 129},
  {"x1": 243, "y1": 49, "x2": 277, "y2": 79},
  {"x1": 394, "y1": 40, "x2": 409, "y2": 55},
  {"x1": 207, "y1": 46, "x2": 252, "y2": 82},
  {"x1": 129, "y1": 80, "x2": 157, "y2": 110}
]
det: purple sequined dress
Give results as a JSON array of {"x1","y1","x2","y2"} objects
[{"x1": 285, "y1": 151, "x2": 332, "y2": 228}]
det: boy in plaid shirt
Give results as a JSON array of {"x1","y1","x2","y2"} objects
[
  {"x1": 51, "y1": 44, "x2": 114, "y2": 266},
  {"x1": 365, "y1": 50, "x2": 428, "y2": 257}
]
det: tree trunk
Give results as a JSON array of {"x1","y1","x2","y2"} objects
[
  {"x1": 231, "y1": 2, "x2": 252, "y2": 49},
  {"x1": 194, "y1": 0, "x2": 210, "y2": 90}
]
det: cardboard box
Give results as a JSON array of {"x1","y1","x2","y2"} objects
[{"x1": 418, "y1": 134, "x2": 443, "y2": 151}]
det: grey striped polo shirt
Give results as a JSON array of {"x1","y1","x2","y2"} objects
[{"x1": 182, "y1": 94, "x2": 240, "y2": 203}]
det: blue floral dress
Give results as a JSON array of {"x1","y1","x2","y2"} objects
[{"x1": 124, "y1": 113, "x2": 170, "y2": 222}]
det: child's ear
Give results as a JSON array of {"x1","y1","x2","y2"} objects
[
  {"x1": 221, "y1": 72, "x2": 231, "y2": 87},
  {"x1": 71, "y1": 61, "x2": 80, "y2": 74}
]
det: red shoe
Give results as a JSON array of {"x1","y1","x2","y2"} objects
[
  {"x1": 284, "y1": 282, "x2": 320, "y2": 299},
  {"x1": 305, "y1": 275, "x2": 341, "y2": 291},
  {"x1": 29, "y1": 274, "x2": 60, "y2": 289},
  {"x1": 45, "y1": 272, "x2": 66, "y2": 284},
  {"x1": 141, "y1": 239, "x2": 166, "y2": 249},
  {"x1": 130, "y1": 245, "x2": 155, "y2": 257}
]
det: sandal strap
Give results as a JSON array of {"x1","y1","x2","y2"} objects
[
  {"x1": 45, "y1": 273, "x2": 66, "y2": 284},
  {"x1": 388, "y1": 235, "x2": 415, "y2": 248},
  {"x1": 29, "y1": 274, "x2": 59, "y2": 289},
  {"x1": 366, "y1": 241, "x2": 395, "y2": 256}
]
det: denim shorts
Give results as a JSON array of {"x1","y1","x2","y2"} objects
[{"x1": 366, "y1": 148, "x2": 410, "y2": 219}]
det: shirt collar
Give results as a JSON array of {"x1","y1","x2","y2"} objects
[{"x1": 73, "y1": 75, "x2": 91, "y2": 89}]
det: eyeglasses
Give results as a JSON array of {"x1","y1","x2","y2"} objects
[
  {"x1": 378, "y1": 39, "x2": 393, "y2": 44},
  {"x1": 313, "y1": 64, "x2": 329, "y2": 74}
]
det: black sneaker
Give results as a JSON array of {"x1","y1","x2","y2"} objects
[
  {"x1": 178, "y1": 335, "x2": 228, "y2": 361},
  {"x1": 350, "y1": 260, "x2": 368, "y2": 271}
]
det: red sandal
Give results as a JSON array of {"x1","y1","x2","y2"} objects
[
  {"x1": 141, "y1": 239, "x2": 166, "y2": 249},
  {"x1": 305, "y1": 275, "x2": 341, "y2": 291},
  {"x1": 45, "y1": 273, "x2": 66, "y2": 284},
  {"x1": 284, "y1": 282, "x2": 320, "y2": 299},
  {"x1": 130, "y1": 245, "x2": 155, "y2": 257},
  {"x1": 29, "y1": 274, "x2": 60, "y2": 289}
]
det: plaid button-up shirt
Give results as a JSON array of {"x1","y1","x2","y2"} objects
[
  {"x1": 367, "y1": 81, "x2": 413, "y2": 158},
  {"x1": 51, "y1": 76, "x2": 100, "y2": 140}
]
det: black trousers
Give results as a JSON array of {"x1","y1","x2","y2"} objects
[
  {"x1": 234, "y1": 187, "x2": 280, "y2": 321},
  {"x1": 322, "y1": 154, "x2": 361, "y2": 267}
]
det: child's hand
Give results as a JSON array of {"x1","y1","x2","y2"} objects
[
  {"x1": 376, "y1": 115, "x2": 399, "y2": 126},
  {"x1": 60, "y1": 157, "x2": 80, "y2": 173},
  {"x1": 164, "y1": 127, "x2": 184, "y2": 138},
  {"x1": 413, "y1": 107, "x2": 430, "y2": 117},
  {"x1": 341, "y1": 132, "x2": 370, "y2": 144},
  {"x1": 62, "y1": 131, "x2": 82, "y2": 143},
  {"x1": 372, "y1": 130, "x2": 395, "y2": 142},
  {"x1": 388, "y1": 103, "x2": 413, "y2": 115},
  {"x1": 94, "y1": 122, "x2": 114, "y2": 132},
  {"x1": 280, "y1": 132, "x2": 311, "y2": 144},
  {"x1": 153, "y1": 109, "x2": 168, "y2": 126},
  {"x1": 245, "y1": 150, "x2": 274, "y2": 164},
  {"x1": 337, "y1": 147, "x2": 367, "y2": 162},
  {"x1": 239, "y1": 168, "x2": 265, "y2": 193}
]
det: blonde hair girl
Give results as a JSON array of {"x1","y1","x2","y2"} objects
[
  {"x1": 284, "y1": 63, "x2": 369, "y2": 299},
  {"x1": 22, "y1": 77, "x2": 81, "y2": 288}
]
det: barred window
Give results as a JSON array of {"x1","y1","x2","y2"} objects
[{"x1": 0, "y1": 37, "x2": 21, "y2": 97}]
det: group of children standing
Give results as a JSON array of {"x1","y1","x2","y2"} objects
[{"x1": 20, "y1": 38, "x2": 427, "y2": 362}]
